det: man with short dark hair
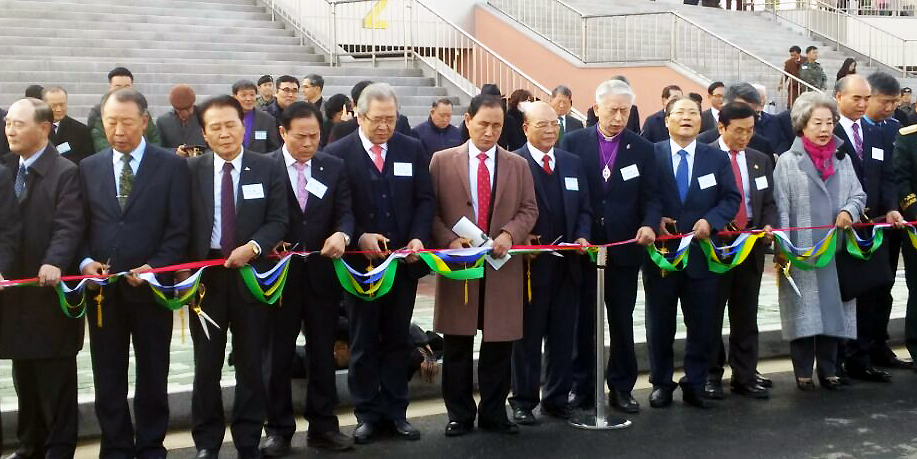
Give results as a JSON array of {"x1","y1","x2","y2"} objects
[
  {"x1": 88, "y1": 67, "x2": 162, "y2": 151},
  {"x1": 257, "y1": 75, "x2": 275, "y2": 108},
  {"x1": 550, "y1": 85, "x2": 584, "y2": 142},
  {"x1": 896, "y1": 87, "x2": 914, "y2": 127},
  {"x1": 157, "y1": 84, "x2": 206, "y2": 150},
  {"x1": 185, "y1": 95, "x2": 288, "y2": 459},
  {"x1": 799, "y1": 46, "x2": 827, "y2": 91},
  {"x1": 2, "y1": 97, "x2": 81, "y2": 459},
  {"x1": 265, "y1": 75, "x2": 301, "y2": 125},
  {"x1": 411, "y1": 98, "x2": 462, "y2": 159},
  {"x1": 701, "y1": 82, "x2": 725, "y2": 132},
  {"x1": 302, "y1": 74, "x2": 325, "y2": 112},
  {"x1": 80, "y1": 88, "x2": 191, "y2": 459},
  {"x1": 233, "y1": 79, "x2": 282, "y2": 153},
  {"x1": 262, "y1": 101, "x2": 355, "y2": 456},
  {"x1": 43, "y1": 86, "x2": 94, "y2": 164},
  {"x1": 697, "y1": 83, "x2": 776, "y2": 158},
  {"x1": 781, "y1": 46, "x2": 804, "y2": 109},
  {"x1": 641, "y1": 85, "x2": 682, "y2": 143}
]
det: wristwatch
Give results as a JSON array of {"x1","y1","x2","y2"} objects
[{"x1": 248, "y1": 240, "x2": 262, "y2": 257}]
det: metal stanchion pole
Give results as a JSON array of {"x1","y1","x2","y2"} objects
[{"x1": 570, "y1": 246, "x2": 632, "y2": 430}]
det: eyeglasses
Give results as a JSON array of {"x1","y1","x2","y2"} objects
[
  {"x1": 278, "y1": 87, "x2": 299, "y2": 94},
  {"x1": 364, "y1": 115, "x2": 397, "y2": 126}
]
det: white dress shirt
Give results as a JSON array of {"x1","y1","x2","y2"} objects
[
  {"x1": 358, "y1": 128, "x2": 387, "y2": 164},
  {"x1": 526, "y1": 143, "x2": 555, "y2": 172},
  {"x1": 211, "y1": 149, "x2": 244, "y2": 250},
  {"x1": 710, "y1": 107, "x2": 720, "y2": 125},
  {"x1": 468, "y1": 142, "x2": 496, "y2": 226},
  {"x1": 669, "y1": 138, "x2": 697, "y2": 183},
  {"x1": 838, "y1": 115, "x2": 862, "y2": 153},
  {"x1": 282, "y1": 145, "x2": 311, "y2": 203},
  {"x1": 718, "y1": 138, "x2": 753, "y2": 219},
  {"x1": 113, "y1": 138, "x2": 146, "y2": 197}
]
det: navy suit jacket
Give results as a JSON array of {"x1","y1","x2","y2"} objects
[
  {"x1": 560, "y1": 127, "x2": 661, "y2": 267},
  {"x1": 834, "y1": 122, "x2": 896, "y2": 218},
  {"x1": 757, "y1": 111, "x2": 789, "y2": 157},
  {"x1": 651, "y1": 140, "x2": 741, "y2": 278},
  {"x1": 641, "y1": 110, "x2": 669, "y2": 143}
]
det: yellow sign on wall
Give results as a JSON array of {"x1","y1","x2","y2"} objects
[{"x1": 363, "y1": 0, "x2": 389, "y2": 29}]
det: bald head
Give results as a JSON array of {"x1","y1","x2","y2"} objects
[
  {"x1": 522, "y1": 101, "x2": 559, "y2": 153},
  {"x1": 5, "y1": 98, "x2": 52, "y2": 157},
  {"x1": 835, "y1": 74, "x2": 871, "y2": 121}
]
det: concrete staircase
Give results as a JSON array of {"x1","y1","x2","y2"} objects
[{"x1": 0, "y1": 0, "x2": 465, "y2": 127}]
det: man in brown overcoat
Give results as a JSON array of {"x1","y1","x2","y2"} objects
[{"x1": 429, "y1": 94, "x2": 538, "y2": 436}]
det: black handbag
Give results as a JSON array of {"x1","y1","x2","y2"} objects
[{"x1": 835, "y1": 228, "x2": 894, "y2": 302}]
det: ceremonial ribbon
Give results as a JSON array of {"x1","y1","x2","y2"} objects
[
  {"x1": 699, "y1": 232, "x2": 767, "y2": 273},
  {"x1": 646, "y1": 234, "x2": 694, "y2": 271},
  {"x1": 844, "y1": 225, "x2": 889, "y2": 260},
  {"x1": 772, "y1": 228, "x2": 837, "y2": 270}
]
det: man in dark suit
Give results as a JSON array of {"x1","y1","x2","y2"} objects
[
  {"x1": 326, "y1": 80, "x2": 413, "y2": 145},
  {"x1": 233, "y1": 80, "x2": 282, "y2": 154},
  {"x1": 185, "y1": 95, "x2": 288, "y2": 459},
  {"x1": 324, "y1": 82, "x2": 433, "y2": 443},
  {"x1": 508, "y1": 101, "x2": 591, "y2": 424},
  {"x1": 265, "y1": 75, "x2": 301, "y2": 131},
  {"x1": 157, "y1": 84, "x2": 207, "y2": 150},
  {"x1": 302, "y1": 74, "x2": 325, "y2": 113},
  {"x1": 704, "y1": 102, "x2": 777, "y2": 400},
  {"x1": 641, "y1": 85, "x2": 682, "y2": 143},
  {"x1": 261, "y1": 102, "x2": 355, "y2": 456},
  {"x1": 644, "y1": 95, "x2": 740, "y2": 410},
  {"x1": 0, "y1": 150, "x2": 17, "y2": 457},
  {"x1": 411, "y1": 98, "x2": 463, "y2": 160},
  {"x1": 697, "y1": 83, "x2": 776, "y2": 159},
  {"x1": 834, "y1": 74, "x2": 906, "y2": 383},
  {"x1": 700, "y1": 81, "x2": 725, "y2": 133},
  {"x1": 1, "y1": 98, "x2": 81, "y2": 459},
  {"x1": 562, "y1": 79, "x2": 660, "y2": 414},
  {"x1": 79, "y1": 88, "x2": 191, "y2": 459},
  {"x1": 42, "y1": 86, "x2": 94, "y2": 163},
  {"x1": 549, "y1": 85, "x2": 584, "y2": 144},
  {"x1": 0, "y1": 107, "x2": 7, "y2": 156}
]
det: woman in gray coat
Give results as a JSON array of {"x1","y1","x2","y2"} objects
[{"x1": 773, "y1": 92, "x2": 866, "y2": 391}]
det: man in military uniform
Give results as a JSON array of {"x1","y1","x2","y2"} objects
[{"x1": 893, "y1": 122, "x2": 917, "y2": 367}]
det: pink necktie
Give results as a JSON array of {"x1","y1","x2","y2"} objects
[
  {"x1": 371, "y1": 144, "x2": 384, "y2": 172},
  {"x1": 293, "y1": 162, "x2": 308, "y2": 211},
  {"x1": 729, "y1": 151, "x2": 748, "y2": 230}
]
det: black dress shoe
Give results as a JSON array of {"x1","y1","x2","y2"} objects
[
  {"x1": 610, "y1": 391, "x2": 640, "y2": 414},
  {"x1": 512, "y1": 407, "x2": 537, "y2": 425},
  {"x1": 730, "y1": 383, "x2": 770, "y2": 399},
  {"x1": 703, "y1": 380, "x2": 724, "y2": 400},
  {"x1": 540, "y1": 403, "x2": 574, "y2": 420},
  {"x1": 195, "y1": 449, "x2": 219, "y2": 459},
  {"x1": 392, "y1": 419, "x2": 421, "y2": 441},
  {"x1": 818, "y1": 376, "x2": 842, "y2": 391},
  {"x1": 681, "y1": 387, "x2": 711, "y2": 409},
  {"x1": 353, "y1": 421, "x2": 376, "y2": 444},
  {"x1": 876, "y1": 356, "x2": 915, "y2": 370},
  {"x1": 649, "y1": 386, "x2": 674, "y2": 408},
  {"x1": 445, "y1": 420, "x2": 474, "y2": 437},
  {"x1": 756, "y1": 374, "x2": 773, "y2": 388},
  {"x1": 307, "y1": 430, "x2": 354, "y2": 451},
  {"x1": 260, "y1": 435, "x2": 291, "y2": 458},
  {"x1": 796, "y1": 378, "x2": 817, "y2": 391},
  {"x1": 479, "y1": 419, "x2": 520, "y2": 434},
  {"x1": 848, "y1": 367, "x2": 892, "y2": 383}
]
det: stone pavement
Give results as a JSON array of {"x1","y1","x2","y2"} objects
[{"x1": 0, "y1": 263, "x2": 910, "y2": 411}]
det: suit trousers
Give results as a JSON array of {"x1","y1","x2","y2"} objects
[
  {"x1": 901, "y1": 238, "x2": 917, "y2": 361},
  {"x1": 847, "y1": 231, "x2": 901, "y2": 369},
  {"x1": 265, "y1": 260, "x2": 341, "y2": 438},
  {"x1": 190, "y1": 265, "x2": 270, "y2": 456},
  {"x1": 87, "y1": 289, "x2": 172, "y2": 459},
  {"x1": 571, "y1": 262, "x2": 641, "y2": 398},
  {"x1": 344, "y1": 271, "x2": 417, "y2": 423},
  {"x1": 11, "y1": 358, "x2": 78, "y2": 459},
  {"x1": 707, "y1": 252, "x2": 763, "y2": 387},
  {"x1": 790, "y1": 335, "x2": 838, "y2": 379},
  {"x1": 509, "y1": 256, "x2": 577, "y2": 411},
  {"x1": 442, "y1": 335, "x2": 513, "y2": 424},
  {"x1": 643, "y1": 267, "x2": 719, "y2": 392}
]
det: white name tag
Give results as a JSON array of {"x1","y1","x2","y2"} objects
[
  {"x1": 755, "y1": 175, "x2": 769, "y2": 190},
  {"x1": 393, "y1": 162, "x2": 413, "y2": 177},
  {"x1": 305, "y1": 178, "x2": 327, "y2": 199},
  {"x1": 254, "y1": 130, "x2": 267, "y2": 140},
  {"x1": 698, "y1": 173, "x2": 717, "y2": 190},
  {"x1": 872, "y1": 147, "x2": 884, "y2": 161},
  {"x1": 242, "y1": 183, "x2": 264, "y2": 200},
  {"x1": 564, "y1": 177, "x2": 579, "y2": 191},
  {"x1": 56, "y1": 142, "x2": 71, "y2": 154},
  {"x1": 621, "y1": 164, "x2": 640, "y2": 181}
]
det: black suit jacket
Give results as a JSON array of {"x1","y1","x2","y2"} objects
[
  {"x1": 326, "y1": 115, "x2": 413, "y2": 145},
  {"x1": 651, "y1": 140, "x2": 741, "y2": 279},
  {"x1": 562, "y1": 115, "x2": 584, "y2": 134},
  {"x1": 324, "y1": 131, "x2": 434, "y2": 276},
  {"x1": 0, "y1": 163, "x2": 19, "y2": 275},
  {"x1": 156, "y1": 110, "x2": 207, "y2": 150},
  {"x1": 1, "y1": 145, "x2": 84, "y2": 359},
  {"x1": 835, "y1": 122, "x2": 896, "y2": 218},
  {"x1": 270, "y1": 148, "x2": 354, "y2": 296},
  {"x1": 701, "y1": 109, "x2": 717, "y2": 133},
  {"x1": 0, "y1": 108, "x2": 8, "y2": 157},
  {"x1": 641, "y1": 110, "x2": 669, "y2": 143},
  {"x1": 51, "y1": 116, "x2": 95, "y2": 164},
  {"x1": 246, "y1": 109, "x2": 282, "y2": 154},
  {"x1": 560, "y1": 127, "x2": 661, "y2": 267},
  {"x1": 187, "y1": 150, "x2": 288, "y2": 278},
  {"x1": 80, "y1": 143, "x2": 191, "y2": 300}
]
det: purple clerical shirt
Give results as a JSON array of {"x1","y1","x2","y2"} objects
[
  {"x1": 242, "y1": 110, "x2": 255, "y2": 147},
  {"x1": 597, "y1": 125, "x2": 621, "y2": 189}
]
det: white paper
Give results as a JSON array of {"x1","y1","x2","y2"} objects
[
  {"x1": 698, "y1": 173, "x2": 717, "y2": 190},
  {"x1": 393, "y1": 162, "x2": 413, "y2": 177},
  {"x1": 450, "y1": 216, "x2": 510, "y2": 270},
  {"x1": 254, "y1": 130, "x2": 267, "y2": 140},
  {"x1": 56, "y1": 142, "x2": 71, "y2": 154},
  {"x1": 564, "y1": 177, "x2": 579, "y2": 191},
  {"x1": 872, "y1": 147, "x2": 884, "y2": 161},
  {"x1": 305, "y1": 178, "x2": 327, "y2": 199},
  {"x1": 755, "y1": 175, "x2": 769, "y2": 190},
  {"x1": 621, "y1": 164, "x2": 640, "y2": 181},
  {"x1": 242, "y1": 183, "x2": 264, "y2": 200}
]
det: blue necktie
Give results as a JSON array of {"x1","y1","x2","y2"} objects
[
  {"x1": 14, "y1": 163, "x2": 27, "y2": 199},
  {"x1": 676, "y1": 149, "x2": 689, "y2": 203}
]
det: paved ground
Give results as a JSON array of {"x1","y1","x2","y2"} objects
[{"x1": 0, "y1": 263, "x2": 910, "y2": 410}]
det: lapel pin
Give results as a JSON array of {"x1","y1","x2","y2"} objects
[
  {"x1": 754, "y1": 164, "x2": 759, "y2": 170},
  {"x1": 320, "y1": 166, "x2": 324, "y2": 171},
  {"x1": 626, "y1": 144, "x2": 631, "y2": 149},
  {"x1": 244, "y1": 166, "x2": 251, "y2": 171}
]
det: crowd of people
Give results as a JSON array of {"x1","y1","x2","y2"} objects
[{"x1": 1, "y1": 62, "x2": 917, "y2": 459}]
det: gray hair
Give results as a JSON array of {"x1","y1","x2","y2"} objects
[
  {"x1": 551, "y1": 85, "x2": 573, "y2": 100},
  {"x1": 356, "y1": 82, "x2": 399, "y2": 115},
  {"x1": 12, "y1": 98, "x2": 53, "y2": 125},
  {"x1": 751, "y1": 83, "x2": 767, "y2": 102},
  {"x1": 790, "y1": 91, "x2": 839, "y2": 134},
  {"x1": 595, "y1": 79, "x2": 636, "y2": 106},
  {"x1": 725, "y1": 83, "x2": 761, "y2": 106}
]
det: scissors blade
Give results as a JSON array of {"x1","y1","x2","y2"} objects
[
  {"x1": 785, "y1": 271, "x2": 802, "y2": 297},
  {"x1": 548, "y1": 235, "x2": 564, "y2": 257}
]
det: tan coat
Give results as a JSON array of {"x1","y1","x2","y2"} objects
[{"x1": 429, "y1": 142, "x2": 538, "y2": 342}]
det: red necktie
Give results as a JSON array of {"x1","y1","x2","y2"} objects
[
  {"x1": 542, "y1": 155, "x2": 552, "y2": 174},
  {"x1": 729, "y1": 151, "x2": 749, "y2": 230},
  {"x1": 371, "y1": 144, "x2": 384, "y2": 172},
  {"x1": 476, "y1": 153, "x2": 491, "y2": 233}
]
